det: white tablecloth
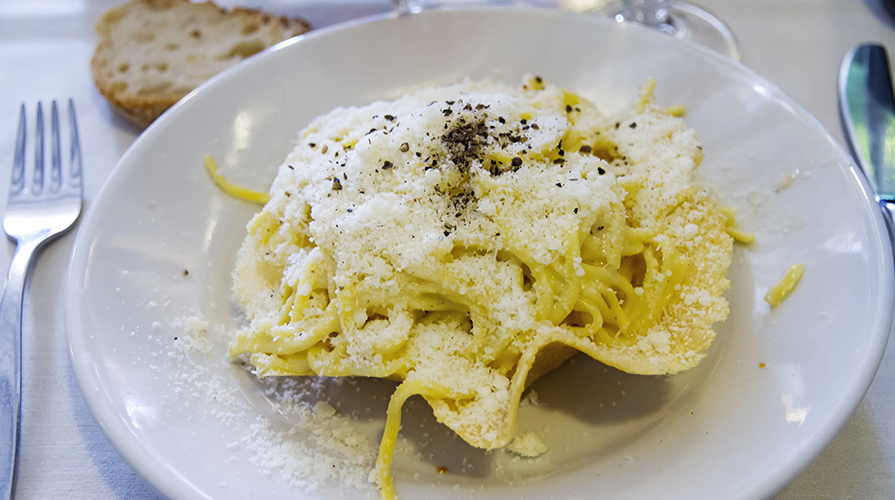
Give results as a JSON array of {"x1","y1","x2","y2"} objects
[{"x1": 0, "y1": 0, "x2": 893, "y2": 498}]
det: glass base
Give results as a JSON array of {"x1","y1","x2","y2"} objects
[
  {"x1": 597, "y1": 2, "x2": 740, "y2": 61},
  {"x1": 392, "y1": 0, "x2": 422, "y2": 15}
]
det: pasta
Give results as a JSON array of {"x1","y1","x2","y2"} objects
[
  {"x1": 765, "y1": 263, "x2": 804, "y2": 307},
  {"x1": 228, "y1": 77, "x2": 733, "y2": 499}
]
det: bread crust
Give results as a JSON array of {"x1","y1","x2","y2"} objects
[{"x1": 91, "y1": 0, "x2": 311, "y2": 128}]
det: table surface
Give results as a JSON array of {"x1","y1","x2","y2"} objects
[{"x1": 1, "y1": 0, "x2": 894, "y2": 498}]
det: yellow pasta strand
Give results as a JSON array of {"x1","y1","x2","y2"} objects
[
  {"x1": 720, "y1": 206, "x2": 756, "y2": 244},
  {"x1": 666, "y1": 104, "x2": 687, "y2": 117},
  {"x1": 204, "y1": 155, "x2": 271, "y2": 204},
  {"x1": 258, "y1": 351, "x2": 312, "y2": 375},
  {"x1": 635, "y1": 78, "x2": 657, "y2": 114},
  {"x1": 765, "y1": 263, "x2": 804, "y2": 307},
  {"x1": 377, "y1": 381, "x2": 455, "y2": 500},
  {"x1": 725, "y1": 227, "x2": 756, "y2": 244}
]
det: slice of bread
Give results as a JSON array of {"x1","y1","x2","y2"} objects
[{"x1": 91, "y1": 0, "x2": 311, "y2": 128}]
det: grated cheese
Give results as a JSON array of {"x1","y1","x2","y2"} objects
[
  {"x1": 507, "y1": 431, "x2": 548, "y2": 457},
  {"x1": 161, "y1": 313, "x2": 377, "y2": 494}
]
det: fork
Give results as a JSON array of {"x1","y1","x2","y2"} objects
[{"x1": 0, "y1": 100, "x2": 83, "y2": 498}]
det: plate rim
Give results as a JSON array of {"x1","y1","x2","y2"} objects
[{"x1": 65, "y1": 6, "x2": 895, "y2": 500}]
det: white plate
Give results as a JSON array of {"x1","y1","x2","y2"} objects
[{"x1": 67, "y1": 7, "x2": 894, "y2": 500}]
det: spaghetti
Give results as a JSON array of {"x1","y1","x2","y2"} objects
[{"x1": 228, "y1": 77, "x2": 733, "y2": 499}]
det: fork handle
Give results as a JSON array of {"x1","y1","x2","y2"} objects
[{"x1": 0, "y1": 238, "x2": 42, "y2": 500}]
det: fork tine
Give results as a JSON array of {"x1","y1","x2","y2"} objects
[
  {"x1": 11, "y1": 105, "x2": 25, "y2": 195},
  {"x1": 33, "y1": 102, "x2": 44, "y2": 195},
  {"x1": 50, "y1": 100, "x2": 62, "y2": 192},
  {"x1": 68, "y1": 99, "x2": 82, "y2": 189}
]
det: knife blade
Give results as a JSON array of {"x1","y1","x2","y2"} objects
[
  {"x1": 839, "y1": 44, "x2": 895, "y2": 202},
  {"x1": 839, "y1": 43, "x2": 895, "y2": 230}
]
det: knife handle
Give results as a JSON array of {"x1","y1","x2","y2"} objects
[{"x1": 0, "y1": 239, "x2": 40, "y2": 499}]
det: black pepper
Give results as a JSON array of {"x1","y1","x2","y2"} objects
[
  {"x1": 598, "y1": 167, "x2": 606, "y2": 175},
  {"x1": 399, "y1": 142, "x2": 409, "y2": 152},
  {"x1": 384, "y1": 114, "x2": 396, "y2": 121},
  {"x1": 441, "y1": 117, "x2": 490, "y2": 174},
  {"x1": 579, "y1": 145, "x2": 592, "y2": 153},
  {"x1": 382, "y1": 161, "x2": 393, "y2": 170},
  {"x1": 511, "y1": 157, "x2": 523, "y2": 167},
  {"x1": 630, "y1": 122, "x2": 637, "y2": 129}
]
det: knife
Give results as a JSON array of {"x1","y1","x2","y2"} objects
[{"x1": 839, "y1": 43, "x2": 895, "y2": 234}]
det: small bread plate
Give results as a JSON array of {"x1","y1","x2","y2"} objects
[{"x1": 66, "y1": 6, "x2": 893, "y2": 500}]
